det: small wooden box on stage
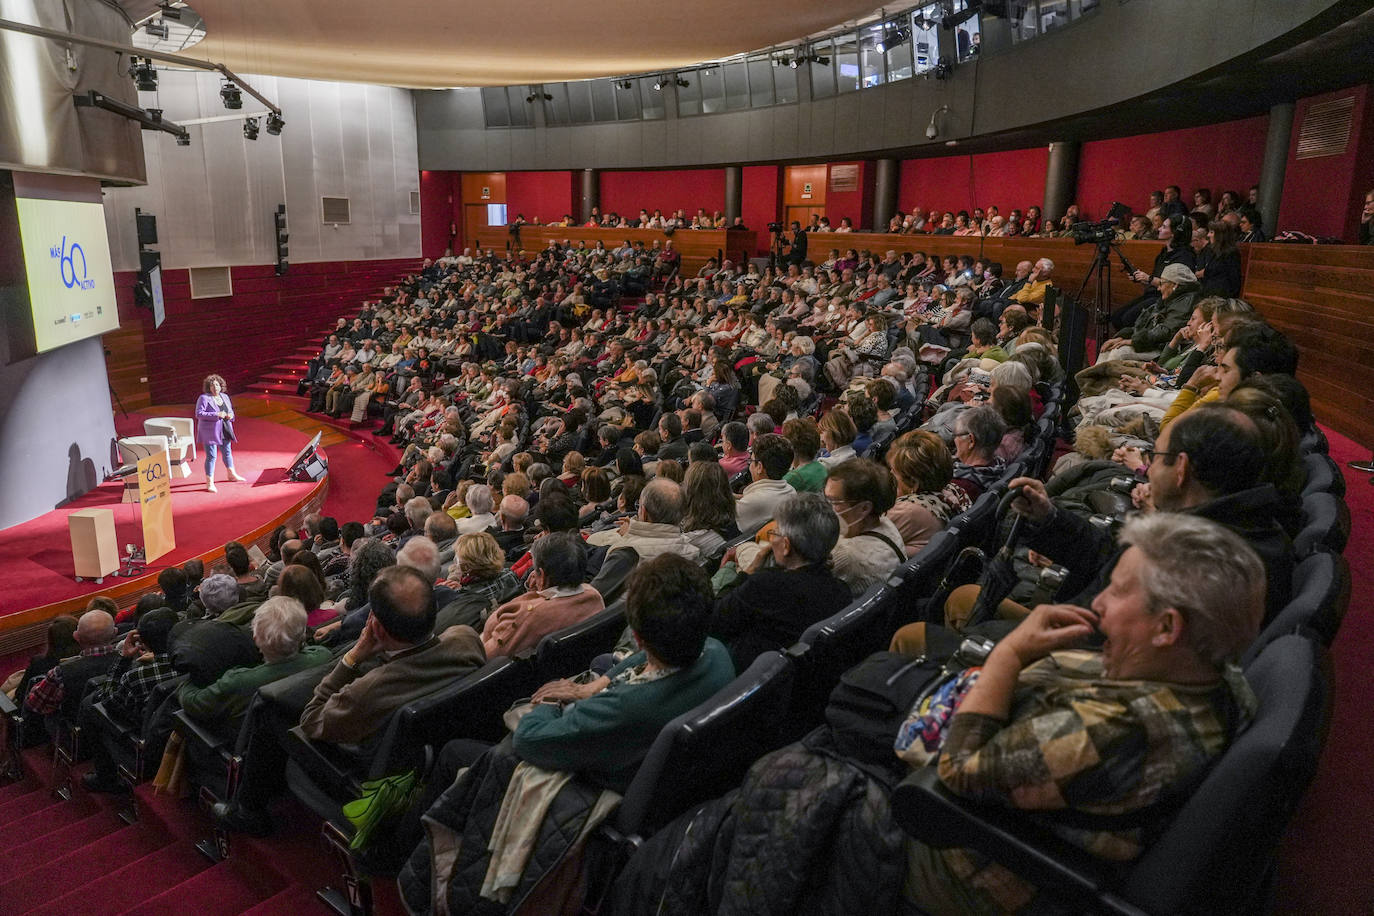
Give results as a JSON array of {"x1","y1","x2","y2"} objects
[{"x1": 69, "y1": 508, "x2": 119, "y2": 583}]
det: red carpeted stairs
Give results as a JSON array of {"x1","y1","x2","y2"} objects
[
  {"x1": 246, "y1": 344, "x2": 324, "y2": 398},
  {"x1": 0, "y1": 748, "x2": 406, "y2": 915}
]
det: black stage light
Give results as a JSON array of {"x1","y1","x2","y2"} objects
[
  {"x1": 220, "y1": 80, "x2": 242, "y2": 109},
  {"x1": 265, "y1": 111, "x2": 284, "y2": 134},
  {"x1": 144, "y1": 19, "x2": 169, "y2": 39},
  {"x1": 176, "y1": 133, "x2": 191, "y2": 146},
  {"x1": 243, "y1": 116, "x2": 259, "y2": 140}
]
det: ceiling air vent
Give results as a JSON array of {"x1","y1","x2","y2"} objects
[
  {"x1": 188, "y1": 266, "x2": 233, "y2": 299},
  {"x1": 409, "y1": 190, "x2": 421, "y2": 215},
  {"x1": 1295, "y1": 95, "x2": 1354, "y2": 160},
  {"x1": 321, "y1": 196, "x2": 351, "y2": 224}
]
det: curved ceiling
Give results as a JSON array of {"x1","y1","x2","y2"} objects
[{"x1": 170, "y1": 0, "x2": 888, "y2": 89}]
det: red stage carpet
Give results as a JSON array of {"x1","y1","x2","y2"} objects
[{"x1": 0, "y1": 414, "x2": 322, "y2": 619}]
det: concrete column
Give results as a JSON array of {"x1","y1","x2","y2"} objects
[
  {"x1": 873, "y1": 158, "x2": 899, "y2": 232},
  {"x1": 1042, "y1": 141, "x2": 1080, "y2": 224},
  {"x1": 724, "y1": 166, "x2": 742, "y2": 223},
  {"x1": 1258, "y1": 102, "x2": 1294, "y2": 237},
  {"x1": 578, "y1": 168, "x2": 599, "y2": 224}
]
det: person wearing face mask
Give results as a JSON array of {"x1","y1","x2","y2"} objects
[{"x1": 825, "y1": 458, "x2": 906, "y2": 597}]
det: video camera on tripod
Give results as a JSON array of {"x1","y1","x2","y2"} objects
[{"x1": 1069, "y1": 201, "x2": 1131, "y2": 246}]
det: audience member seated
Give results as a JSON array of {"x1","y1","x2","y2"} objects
[
  {"x1": 455, "y1": 484, "x2": 497, "y2": 534},
  {"x1": 398, "y1": 554, "x2": 735, "y2": 911},
  {"x1": 434, "y1": 531, "x2": 526, "y2": 632},
  {"x1": 213, "y1": 566, "x2": 485, "y2": 836},
  {"x1": 900, "y1": 514, "x2": 1264, "y2": 914},
  {"x1": 709, "y1": 492, "x2": 851, "y2": 670},
  {"x1": 680, "y1": 460, "x2": 741, "y2": 559},
  {"x1": 818, "y1": 409, "x2": 859, "y2": 468},
  {"x1": 178, "y1": 596, "x2": 332, "y2": 730},
  {"x1": 586, "y1": 478, "x2": 701, "y2": 562},
  {"x1": 826, "y1": 458, "x2": 906, "y2": 596},
  {"x1": 950, "y1": 406, "x2": 1009, "y2": 499},
  {"x1": 885, "y1": 430, "x2": 974, "y2": 555},
  {"x1": 25, "y1": 609, "x2": 119, "y2": 727},
  {"x1": 4, "y1": 614, "x2": 79, "y2": 747},
  {"x1": 82, "y1": 608, "x2": 180, "y2": 793},
  {"x1": 481, "y1": 532, "x2": 604, "y2": 658},
  {"x1": 735, "y1": 433, "x2": 797, "y2": 535},
  {"x1": 782, "y1": 417, "x2": 828, "y2": 493}
]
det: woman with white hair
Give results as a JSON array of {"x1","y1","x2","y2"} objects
[
  {"x1": 178, "y1": 596, "x2": 332, "y2": 727},
  {"x1": 455, "y1": 484, "x2": 497, "y2": 534}
]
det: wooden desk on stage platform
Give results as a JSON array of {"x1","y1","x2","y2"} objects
[{"x1": 474, "y1": 226, "x2": 758, "y2": 277}]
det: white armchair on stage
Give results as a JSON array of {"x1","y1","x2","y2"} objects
[
  {"x1": 116, "y1": 435, "x2": 170, "y2": 502},
  {"x1": 142, "y1": 417, "x2": 195, "y2": 478}
]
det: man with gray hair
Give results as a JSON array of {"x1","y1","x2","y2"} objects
[
  {"x1": 709, "y1": 492, "x2": 851, "y2": 670},
  {"x1": 424, "y1": 511, "x2": 459, "y2": 569},
  {"x1": 587, "y1": 477, "x2": 700, "y2": 562},
  {"x1": 456, "y1": 484, "x2": 497, "y2": 534},
  {"x1": 492, "y1": 494, "x2": 530, "y2": 558},
  {"x1": 401, "y1": 496, "x2": 433, "y2": 543},
  {"x1": 198, "y1": 573, "x2": 241, "y2": 618},
  {"x1": 179, "y1": 596, "x2": 332, "y2": 727}
]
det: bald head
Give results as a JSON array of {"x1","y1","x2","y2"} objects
[
  {"x1": 280, "y1": 539, "x2": 304, "y2": 564},
  {"x1": 500, "y1": 495, "x2": 529, "y2": 530},
  {"x1": 76, "y1": 610, "x2": 115, "y2": 647}
]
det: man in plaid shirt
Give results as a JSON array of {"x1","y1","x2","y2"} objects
[
  {"x1": 25, "y1": 609, "x2": 119, "y2": 719},
  {"x1": 82, "y1": 608, "x2": 180, "y2": 793}
]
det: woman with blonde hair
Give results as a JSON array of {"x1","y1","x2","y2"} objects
[
  {"x1": 435, "y1": 531, "x2": 524, "y2": 632},
  {"x1": 885, "y1": 430, "x2": 972, "y2": 554}
]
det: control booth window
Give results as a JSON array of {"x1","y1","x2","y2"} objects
[{"x1": 487, "y1": 204, "x2": 507, "y2": 227}]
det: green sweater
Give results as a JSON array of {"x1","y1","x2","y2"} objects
[
  {"x1": 179, "y1": 645, "x2": 333, "y2": 725},
  {"x1": 513, "y1": 638, "x2": 735, "y2": 792},
  {"x1": 784, "y1": 460, "x2": 829, "y2": 493}
]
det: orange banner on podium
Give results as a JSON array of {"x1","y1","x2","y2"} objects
[{"x1": 136, "y1": 451, "x2": 176, "y2": 563}]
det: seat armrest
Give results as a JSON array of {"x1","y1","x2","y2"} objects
[
  {"x1": 283, "y1": 725, "x2": 366, "y2": 799},
  {"x1": 172, "y1": 709, "x2": 234, "y2": 757},
  {"x1": 892, "y1": 768, "x2": 1146, "y2": 916},
  {"x1": 91, "y1": 700, "x2": 140, "y2": 743}
]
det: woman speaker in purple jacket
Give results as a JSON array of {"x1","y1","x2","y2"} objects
[{"x1": 195, "y1": 374, "x2": 245, "y2": 492}]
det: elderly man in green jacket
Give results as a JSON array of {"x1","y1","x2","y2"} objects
[{"x1": 178, "y1": 595, "x2": 332, "y2": 730}]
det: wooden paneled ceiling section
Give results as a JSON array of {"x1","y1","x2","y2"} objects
[{"x1": 165, "y1": 0, "x2": 888, "y2": 88}]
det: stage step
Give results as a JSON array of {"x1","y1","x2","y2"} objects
[
  {"x1": 261, "y1": 371, "x2": 304, "y2": 385},
  {"x1": 246, "y1": 381, "x2": 299, "y2": 394},
  {"x1": 271, "y1": 360, "x2": 309, "y2": 372}
]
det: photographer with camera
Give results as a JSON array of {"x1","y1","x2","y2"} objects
[{"x1": 784, "y1": 219, "x2": 807, "y2": 268}]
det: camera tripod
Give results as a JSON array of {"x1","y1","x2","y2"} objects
[{"x1": 1069, "y1": 239, "x2": 1129, "y2": 355}]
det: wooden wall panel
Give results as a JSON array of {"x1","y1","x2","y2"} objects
[
  {"x1": 108, "y1": 257, "x2": 421, "y2": 406},
  {"x1": 495, "y1": 227, "x2": 757, "y2": 276}
]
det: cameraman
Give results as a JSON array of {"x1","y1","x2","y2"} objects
[{"x1": 786, "y1": 220, "x2": 808, "y2": 268}]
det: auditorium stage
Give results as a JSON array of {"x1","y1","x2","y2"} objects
[{"x1": 0, "y1": 404, "x2": 331, "y2": 641}]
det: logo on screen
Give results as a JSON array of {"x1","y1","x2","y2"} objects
[{"x1": 50, "y1": 237, "x2": 95, "y2": 291}]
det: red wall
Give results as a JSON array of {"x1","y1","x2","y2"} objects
[
  {"x1": 826, "y1": 160, "x2": 875, "y2": 231},
  {"x1": 113, "y1": 258, "x2": 419, "y2": 404},
  {"x1": 507, "y1": 171, "x2": 577, "y2": 225},
  {"x1": 420, "y1": 170, "x2": 459, "y2": 259},
  {"x1": 1077, "y1": 116, "x2": 1269, "y2": 220},
  {"x1": 1278, "y1": 86, "x2": 1372, "y2": 240},
  {"x1": 600, "y1": 168, "x2": 726, "y2": 219},
  {"x1": 742, "y1": 165, "x2": 780, "y2": 255},
  {"x1": 899, "y1": 147, "x2": 1049, "y2": 218}
]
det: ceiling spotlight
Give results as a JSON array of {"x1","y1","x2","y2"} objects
[
  {"x1": 675, "y1": 76, "x2": 689, "y2": 88},
  {"x1": 220, "y1": 80, "x2": 242, "y2": 109},
  {"x1": 176, "y1": 133, "x2": 191, "y2": 146},
  {"x1": 158, "y1": 3, "x2": 182, "y2": 19},
  {"x1": 129, "y1": 56, "x2": 158, "y2": 92},
  {"x1": 651, "y1": 78, "x2": 663, "y2": 91},
  {"x1": 616, "y1": 79, "x2": 633, "y2": 90},
  {"x1": 542, "y1": 92, "x2": 553, "y2": 100},
  {"x1": 788, "y1": 57, "x2": 800, "y2": 69},
  {"x1": 266, "y1": 112, "x2": 285, "y2": 135},
  {"x1": 243, "y1": 116, "x2": 259, "y2": 140},
  {"x1": 813, "y1": 54, "x2": 830, "y2": 66},
  {"x1": 525, "y1": 93, "x2": 536, "y2": 102},
  {"x1": 144, "y1": 19, "x2": 169, "y2": 39}
]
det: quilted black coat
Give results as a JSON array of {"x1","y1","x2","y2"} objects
[
  {"x1": 609, "y1": 728, "x2": 908, "y2": 916},
  {"x1": 398, "y1": 739, "x2": 609, "y2": 916}
]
